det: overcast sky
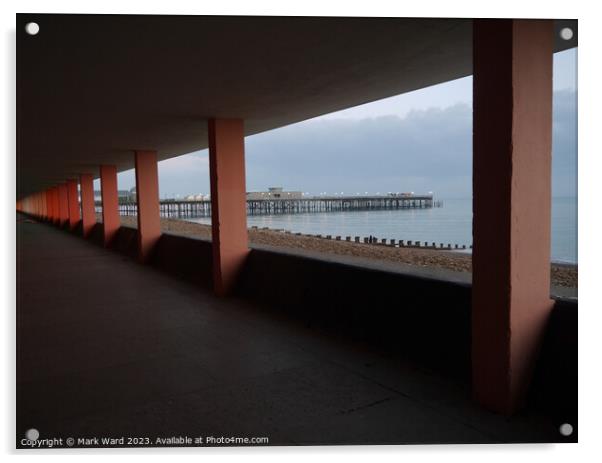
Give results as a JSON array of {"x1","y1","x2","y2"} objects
[{"x1": 111, "y1": 48, "x2": 577, "y2": 199}]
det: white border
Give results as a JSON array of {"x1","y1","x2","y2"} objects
[{"x1": 2, "y1": 1, "x2": 599, "y2": 462}]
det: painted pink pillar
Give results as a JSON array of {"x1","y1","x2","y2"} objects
[
  {"x1": 66, "y1": 179, "x2": 80, "y2": 230},
  {"x1": 49, "y1": 189, "x2": 54, "y2": 221},
  {"x1": 208, "y1": 119, "x2": 250, "y2": 296},
  {"x1": 472, "y1": 19, "x2": 554, "y2": 415},
  {"x1": 57, "y1": 183, "x2": 69, "y2": 226},
  {"x1": 134, "y1": 150, "x2": 162, "y2": 263},
  {"x1": 40, "y1": 192, "x2": 45, "y2": 218},
  {"x1": 100, "y1": 165, "x2": 120, "y2": 246},
  {"x1": 49, "y1": 187, "x2": 58, "y2": 224},
  {"x1": 44, "y1": 190, "x2": 50, "y2": 221},
  {"x1": 41, "y1": 191, "x2": 47, "y2": 220},
  {"x1": 52, "y1": 187, "x2": 59, "y2": 224},
  {"x1": 80, "y1": 174, "x2": 96, "y2": 238}
]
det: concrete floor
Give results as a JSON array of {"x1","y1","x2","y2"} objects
[{"x1": 16, "y1": 217, "x2": 567, "y2": 447}]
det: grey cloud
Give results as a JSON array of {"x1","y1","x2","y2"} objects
[{"x1": 149, "y1": 89, "x2": 576, "y2": 199}]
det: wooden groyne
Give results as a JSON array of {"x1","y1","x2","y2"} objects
[
  {"x1": 250, "y1": 226, "x2": 472, "y2": 251},
  {"x1": 114, "y1": 194, "x2": 441, "y2": 218}
]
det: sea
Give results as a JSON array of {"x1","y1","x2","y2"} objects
[{"x1": 187, "y1": 197, "x2": 578, "y2": 264}]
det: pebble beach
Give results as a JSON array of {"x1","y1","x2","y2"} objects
[{"x1": 119, "y1": 216, "x2": 577, "y2": 288}]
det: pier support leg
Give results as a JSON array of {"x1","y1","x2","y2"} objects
[
  {"x1": 134, "y1": 150, "x2": 162, "y2": 263},
  {"x1": 472, "y1": 19, "x2": 554, "y2": 415},
  {"x1": 66, "y1": 179, "x2": 80, "y2": 230},
  {"x1": 57, "y1": 183, "x2": 69, "y2": 227},
  {"x1": 80, "y1": 173, "x2": 96, "y2": 238},
  {"x1": 100, "y1": 165, "x2": 120, "y2": 247},
  {"x1": 208, "y1": 118, "x2": 249, "y2": 296}
]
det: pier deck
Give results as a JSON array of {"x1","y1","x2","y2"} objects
[{"x1": 115, "y1": 194, "x2": 440, "y2": 218}]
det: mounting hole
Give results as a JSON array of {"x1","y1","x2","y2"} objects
[
  {"x1": 25, "y1": 428, "x2": 39, "y2": 441},
  {"x1": 560, "y1": 27, "x2": 573, "y2": 41},
  {"x1": 559, "y1": 423, "x2": 573, "y2": 436},
  {"x1": 25, "y1": 22, "x2": 40, "y2": 35}
]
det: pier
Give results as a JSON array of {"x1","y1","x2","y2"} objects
[{"x1": 114, "y1": 194, "x2": 441, "y2": 218}]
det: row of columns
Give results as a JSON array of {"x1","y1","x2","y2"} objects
[
  {"x1": 17, "y1": 119, "x2": 249, "y2": 296},
  {"x1": 16, "y1": 19, "x2": 556, "y2": 416},
  {"x1": 17, "y1": 183, "x2": 79, "y2": 228}
]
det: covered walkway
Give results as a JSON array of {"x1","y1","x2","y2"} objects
[{"x1": 16, "y1": 215, "x2": 567, "y2": 446}]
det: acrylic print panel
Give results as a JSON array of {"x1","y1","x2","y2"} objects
[{"x1": 16, "y1": 14, "x2": 578, "y2": 449}]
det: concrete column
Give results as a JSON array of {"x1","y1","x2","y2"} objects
[
  {"x1": 472, "y1": 19, "x2": 554, "y2": 415},
  {"x1": 134, "y1": 150, "x2": 161, "y2": 263},
  {"x1": 208, "y1": 118, "x2": 249, "y2": 296},
  {"x1": 41, "y1": 191, "x2": 47, "y2": 220},
  {"x1": 80, "y1": 174, "x2": 96, "y2": 237},
  {"x1": 45, "y1": 188, "x2": 54, "y2": 222},
  {"x1": 50, "y1": 187, "x2": 59, "y2": 224},
  {"x1": 57, "y1": 183, "x2": 69, "y2": 226},
  {"x1": 52, "y1": 187, "x2": 59, "y2": 224},
  {"x1": 66, "y1": 179, "x2": 80, "y2": 230},
  {"x1": 100, "y1": 165, "x2": 120, "y2": 246}
]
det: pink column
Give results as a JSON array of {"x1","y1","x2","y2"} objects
[
  {"x1": 472, "y1": 19, "x2": 554, "y2": 415},
  {"x1": 41, "y1": 191, "x2": 47, "y2": 220},
  {"x1": 52, "y1": 187, "x2": 59, "y2": 224},
  {"x1": 66, "y1": 179, "x2": 80, "y2": 230},
  {"x1": 208, "y1": 118, "x2": 250, "y2": 296},
  {"x1": 100, "y1": 165, "x2": 120, "y2": 246},
  {"x1": 134, "y1": 150, "x2": 162, "y2": 263},
  {"x1": 49, "y1": 188, "x2": 57, "y2": 224},
  {"x1": 44, "y1": 190, "x2": 50, "y2": 221},
  {"x1": 57, "y1": 183, "x2": 69, "y2": 226},
  {"x1": 80, "y1": 174, "x2": 96, "y2": 238}
]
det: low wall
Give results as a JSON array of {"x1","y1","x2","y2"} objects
[
  {"x1": 236, "y1": 245, "x2": 473, "y2": 378},
  {"x1": 151, "y1": 232, "x2": 213, "y2": 286},
  {"x1": 529, "y1": 298, "x2": 578, "y2": 425}
]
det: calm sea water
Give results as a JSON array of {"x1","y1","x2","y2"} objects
[{"x1": 188, "y1": 197, "x2": 577, "y2": 264}]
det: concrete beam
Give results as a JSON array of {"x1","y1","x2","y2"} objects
[{"x1": 472, "y1": 19, "x2": 554, "y2": 415}]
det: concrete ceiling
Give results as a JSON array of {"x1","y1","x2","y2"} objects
[{"x1": 16, "y1": 15, "x2": 577, "y2": 197}]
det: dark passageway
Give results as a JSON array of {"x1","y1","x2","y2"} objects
[{"x1": 16, "y1": 215, "x2": 569, "y2": 446}]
